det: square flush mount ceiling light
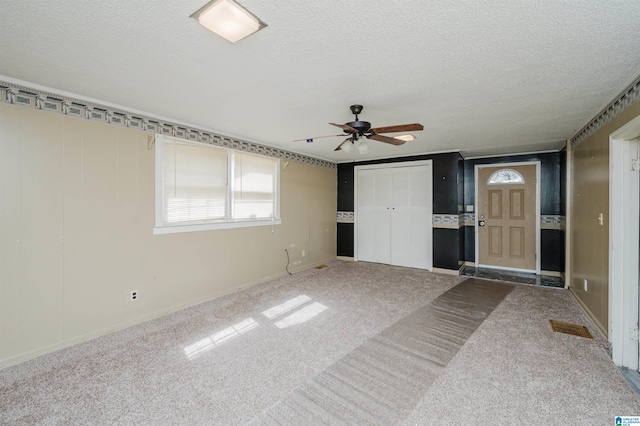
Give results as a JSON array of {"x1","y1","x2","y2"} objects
[{"x1": 191, "y1": 0, "x2": 267, "y2": 43}]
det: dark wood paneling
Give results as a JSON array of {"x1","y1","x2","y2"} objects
[
  {"x1": 433, "y1": 228, "x2": 460, "y2": 270},
  {"x1": 464, "y1": 226, "x2": 475, "y2": 262},
  {"x1": 458, "y1": 158, "x2": 465, "y2": 213},
  {"x1": 336, "y1": 151, "x2": 565, "y2": 274},
  {"x1": 464, "y1": 226, "x2": 564, "y2": 271},
  {"x1": 337, "y1": 152, "x2": 463, "y2": 215},
  {"x1": 541, "y1": 229, "x2": 565, "y2": 272},
  {"x1": 432, "y1": 152, "x2": 461, "y2": 214},
  {"x1": 464, "y1": 151, "x2": 564, "y2": 215},
  {"x1": 559, "y1": 149, "x2": 566, "y2": 216},
  {"x1": 337, "y1": 223, "x2": 354, "y2": 257},
  {"x1": 459, "y1": 225, "x2": 466, "y2": 265},
  {"x1": 337, "y1": 163, "x2": 354, "y2": 212}
]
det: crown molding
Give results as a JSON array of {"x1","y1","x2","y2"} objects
[
  {"x1": 569, "y1": 73, "x2": 640, "y2": 147},
  {"x1": 0, "y1": 79, "x2": 336, "y2": 170}
]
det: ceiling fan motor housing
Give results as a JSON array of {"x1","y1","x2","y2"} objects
[
  {"x1": 346, "y1": 120, "x2": 372, "y2": 134},
  {"x1": 347, "y1": 105, "x2": 371, "y2": 134}
]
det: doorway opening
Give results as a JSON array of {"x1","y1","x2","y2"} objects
[{"x1": 609, "y1": 115, "x2": 640, "y2": 370}]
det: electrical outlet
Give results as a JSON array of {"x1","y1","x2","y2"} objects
[
  {"x1": 583, "y1": 279, "x2": 588, "y2": 292},
  {"x1": 302, "y1": 249, "x2": 305, "y2": 257},
  {"x1": 130, "y1": 290, "x2": 138, "y2": 302}
]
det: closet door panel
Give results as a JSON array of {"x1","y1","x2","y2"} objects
[
  {"x1": 391, "y1": 168, "x2": 412, "y2": 267},
  {"x1": 373, "y1": 169, "x2": 391, "y2": 264},
  {"x1": 356, "y1": 162, "x2": 432, "y2": 270},
  {"x1": 356, "y1": 169, "x2": 376, "y2": 262},
  {"x1": 409, "y1": 166, "x2": 432, "y2": 270}
]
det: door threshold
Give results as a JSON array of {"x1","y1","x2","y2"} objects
[
  {"x1": 619, "y1": 367, "x2": 640, "y2": 398},
  {"x1": 477, "y1": 264, "x2": 536, "y2": 274},
  {"x1": 461, "y1": 266, "x2": 563, "y2": 288}
]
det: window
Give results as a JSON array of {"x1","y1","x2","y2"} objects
[
  {"x1": 155, "y1": 135, "x2": 280, "y2": 234},
  {"x1": 233, "y1": 152, "x2": 277, "y2": 219},
  {"x1": 487, "y1": 169, "x2": 524, "y2": 185}
]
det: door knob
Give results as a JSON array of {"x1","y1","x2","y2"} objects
[{"x1": 479, "y1": 220, "x2": 485, "y2": 227}]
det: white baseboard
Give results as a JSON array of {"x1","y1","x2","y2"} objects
[
  {"x1": 336, "y1": 256, "x2": 355, "y2": 261},
  {"x1": 432, "y1": 267, "x2": 460, "y2": 276},
  {"x1": 0, "y1": 256, "x2": 337, "y2": 370}
]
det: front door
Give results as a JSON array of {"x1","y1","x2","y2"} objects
[{"x1": 477, "y1": 164, "x2": 537, "y2": 272}]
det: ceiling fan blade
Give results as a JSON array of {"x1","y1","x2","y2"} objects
[
  {"x1": 368, "y1": 134, "x2": 406, "y2": 146},
  {"x1": 292, "y1": 134, "x2": 344, "y2": 142},
  {"x1": 329, "y1": 122, "x2": 358, "y2": 133},
  {"x1": 334, "y1": 138, "x2": 351, "y2": 151},
  {"x1": 370, "y1": 123, "x2": 424, "y2": 134}
]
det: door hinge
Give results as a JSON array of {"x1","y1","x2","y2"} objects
[
  {"x1": 630, "y1": 327, "x2": 640, "y2": 341},
  {"x1": 631, "y1": 158, "x2": 640, "y2": 172}
]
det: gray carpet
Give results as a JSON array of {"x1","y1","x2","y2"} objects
[
  {"x1": 1, "y1": 261, "x2": 638, "y2": 425},
  {"x1": 252, "y1": 279, "x2": 513, "y2": 424}
]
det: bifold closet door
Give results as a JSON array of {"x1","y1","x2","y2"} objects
[
  {"x1": 390, "y1": 166, "x2": 431, "y2": 269},
  {"x1": 356, "y1": 168, "x2": 391, "y2": 264},
  {"x1": 357, "y1": 163, "x2": 432, "y2": 270}
]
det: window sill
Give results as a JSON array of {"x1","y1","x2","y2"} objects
[{"x1": 153, "y1": 218, "x2": 282, "y2": 235}]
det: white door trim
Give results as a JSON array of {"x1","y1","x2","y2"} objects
[
  {"x1": 354, "y1": 160, "x2": 433, "y2": 268},
  {"x1": 609, "y1": 115, "x2": 640, "y2": 369},
  {"x1": 474, "y1": 161, "x2": 541, "y2": 274}
]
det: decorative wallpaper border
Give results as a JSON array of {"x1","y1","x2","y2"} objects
[
  {"x1": 540, "y1": 215, "x2": 566, "y2": 230},
  {"x1": 569, "y1": 74, "x2": 640, "y2": 147},
  {"x1": 337, "y1": 213, "x2": 466, "y2": 228},
  {"x1": 461, "y1": 213, "x2": 475, "y2": 226},
  {"x1": 460, "y1": 214, "x2": 565, "y2": 230},
  {"x1": 337, "y1": 211, "x2": 355, "y2": 223},
  {"x1": 432, "y1": 214, "x2": 460, "y2": 229},
  {"x1": 0, "y1": 81, "x2": 336, "y2": 170},
  {"x1": 338, "y1": 211, "x2": 565, "y2": 230}
]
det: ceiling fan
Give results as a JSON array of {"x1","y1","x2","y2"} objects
[{"x1": 294, "y1": 105, "x2": 424, "y2": 153}]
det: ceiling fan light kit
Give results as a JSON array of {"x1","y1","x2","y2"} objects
[
  {"x1": 191, "y1": 0, "x2": 267, "y2": 43},
  {"x1": 358, "y1": 140, "x2": 370, "y2": 154},
  {"x1": 296, "y1": 105, "x2": 424, "y2": 154}
]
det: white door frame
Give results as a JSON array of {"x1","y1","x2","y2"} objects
[
  {"x1": 474, "y1": 161, "x2": 541, "y2": 274},
  {"x1": 609, "y1": 115, "x2": 640, "y2": 369},
  {"x1": 353, "y1": 160, "x2": 433, "y2": 269}
]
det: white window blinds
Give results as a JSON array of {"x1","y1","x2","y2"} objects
[
  {"x1": 162, "y1": 139, "x2": 228, "y2": 225},
  {"x1": 156, "y1": 135, "x2": 281, "y2": 233},
  {"x1": 233, "y1": 152, "x2": 276, "y2": 219}
]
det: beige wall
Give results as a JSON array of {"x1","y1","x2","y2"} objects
[
  {"x1": 570, "y1": 99, "x2": 640, "y2": 336},
  {"x1": 0, "y1": 104, "x2": 337, "y2": 368}
]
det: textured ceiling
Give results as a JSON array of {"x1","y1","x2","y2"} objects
[{"x1": 1, "y1": 1, "x2": 640, "y2": 162}]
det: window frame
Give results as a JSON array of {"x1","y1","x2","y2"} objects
[
  {"x1": 487, "y1": 168, "x2": 525, "y2": 185},
  {"x1": 154, "y1": 134, "x2": 281, "y2": 235}
]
